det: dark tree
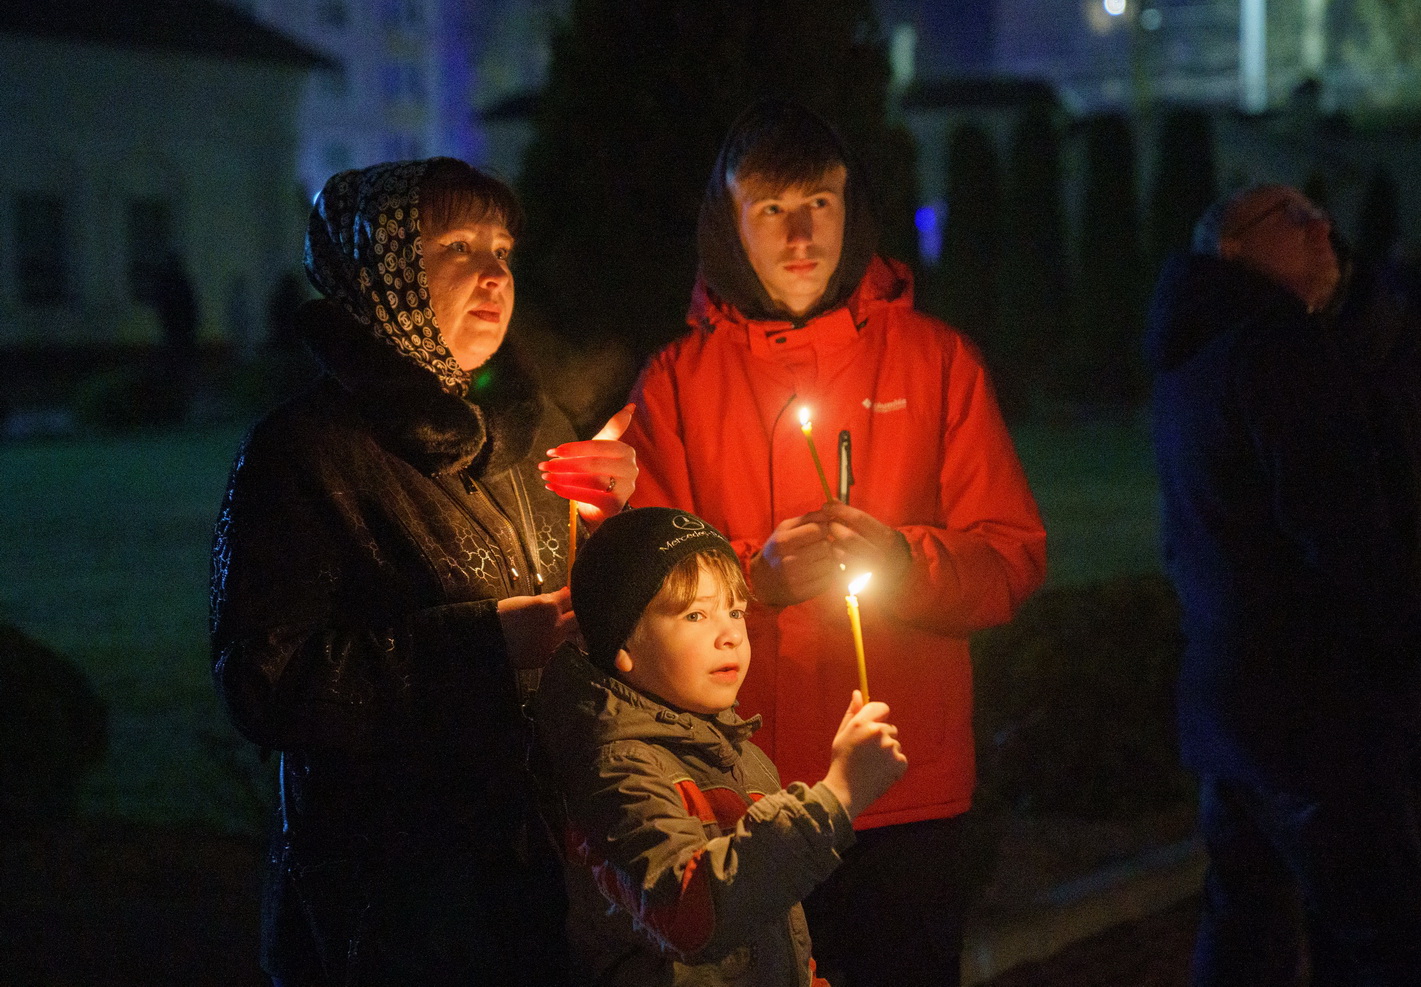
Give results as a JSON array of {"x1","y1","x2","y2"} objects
[
  {"x1": 1148, "y1": 108, "x2": 1216, "y2": 277},
  {"x1": 1074, "y1": 113, "x2": 1146, "y2": 409},
  {"x1": 940, "y1": 123, "x2": 1002, "y2": 382},
  {"x1": 1356, "y1": 164, "x2": 1401, "y2": 264},
  {"x1": 999, "y1": 100, "x2": 1068, "y2": 418},
  {"x1": 516, "y1": 0, "x2": 910, "y2": 366}
]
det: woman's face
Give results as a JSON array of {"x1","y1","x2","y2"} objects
[{"x1": 423, "y1": 217, "x2": 515, "y2": 372}]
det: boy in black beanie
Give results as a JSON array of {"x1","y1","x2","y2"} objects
[{"x1": 533, "y1": 507, "x2": 906, "y2": 987}]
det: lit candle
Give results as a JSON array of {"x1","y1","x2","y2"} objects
[
  {"x1": 568, "y1": 499, "x2": 578, "y2": 571},
  {"x1": 845, "y1": 572, "x2": 872, "y2": 702},
  {"x1": 797, "y1": 406, "x2": 835, "y2": 504}
]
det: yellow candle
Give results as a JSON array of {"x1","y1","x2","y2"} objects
[
  {"x1": 845, "y1": 572, "x2": 872, "y2": 702},
  {"x1": 797, "y1": 406, "x2": 835, "y2": 503},
  {"x1": 568, "y1": 498, "x2": 579, "y2": 571}
]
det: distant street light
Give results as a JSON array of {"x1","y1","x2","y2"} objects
[{"x1": 1104, "y1": 0, "x2": 1127, "y2": 16}]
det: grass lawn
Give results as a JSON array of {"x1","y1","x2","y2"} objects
[
  {"x1": 1013, "y1": 415, "x2": 1162, "y2": 587},
  {"x1": 0, "y1": 416, "x2": 1161, "y2": 834},
  {"x1": 0, "y1": 424, "x2": 272, "y2": 835}
]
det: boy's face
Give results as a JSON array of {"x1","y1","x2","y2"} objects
[
  {"x1": 730, "y1": 164, "x2": 847, "y2": 318},
  {"x1": 615, "y1": 563, "x2": 750, "y2": 715}
]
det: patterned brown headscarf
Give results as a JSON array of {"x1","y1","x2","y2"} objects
[{"x1": 305, "y1": 159, "x2": 471, "y2": 394}]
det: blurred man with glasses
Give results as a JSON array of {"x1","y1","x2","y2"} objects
[{"x1": 1146, "y1": 184, "x2": 1421, "y2": 985}]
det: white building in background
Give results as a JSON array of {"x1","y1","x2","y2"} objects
[
  {"x1": 883, "y1": 0, "x2": 1421, "y2": 260},
  {"x1": 223, "y1": 0, "x2": 565, "y2": 196},
  {"x1": 0, "y1": 2, "x2": 327, "y2": 353}
]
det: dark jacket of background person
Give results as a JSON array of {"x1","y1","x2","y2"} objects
[
  {"x1": 211, "y1": 207, "x2": 574, "y2": 983},
  {"x1": 1334, "y1": 248, "x2": 1421, "y2": 600},
  {"x1": 1146, "y1": 252, "x2": 1421, "y2": 791},
  {"x1": 534, "y1": 647, "x2": 851, "y2": 987}
]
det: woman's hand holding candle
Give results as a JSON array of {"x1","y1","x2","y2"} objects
[
  {"x1": 540, "y1": 403, "x2": 638, "y2": 533},
  {"x1": 496, "y1": 586, "x2": 578, "y2": 669},
  {"x1": 820, "y1": 690, "x2": 907, "y2": 821}
]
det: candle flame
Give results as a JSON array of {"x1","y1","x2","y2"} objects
[
  {"x1": 798, "y1": 406, "x2": 811, "y2": 428},
  {"x1": 848, "y1": 572, "x2": 872, "y2": 596}
]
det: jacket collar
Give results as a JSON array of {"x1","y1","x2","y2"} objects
[
  {"x1": 297, "y1": 298, "x2": 543, "y2": 478},
  {"x1": 536, "y1": 646, "x2": 760, "y2": 773},
  {"x1": 687, "y1": 255, "x2": 913, "y2": 359},
  {"x1": 1144, "y1": 253, "x2": 1314, "y2": 373}
]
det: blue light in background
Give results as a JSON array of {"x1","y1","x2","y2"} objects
[{"x1": 916, "y1": 201, "x2": 945, "y2": 266}]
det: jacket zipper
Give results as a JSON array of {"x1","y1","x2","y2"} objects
[
  {"x1": 506, "y1": 469, "x2": 546, "y2": 587},
  {"x1": 434, "y1": 471, "x2": 537, "y2": 597}
]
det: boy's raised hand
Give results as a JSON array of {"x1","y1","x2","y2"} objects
[{"x1": 821, "y1": 690, "x2": 908, "y2": 820}]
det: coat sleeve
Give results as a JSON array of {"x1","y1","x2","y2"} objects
[
  {"x1": 566, "y1": 742, "x2": 852, "y2": 964},
  {"x1": 626, "y1": 353, "x2": 764, "y2": 568},
  {"x1": 209, "y1": 421, "x2": 508, "y2": 754},
  {"x1": 890, "y1": 336, "x2": 1048, "y2": 636}
]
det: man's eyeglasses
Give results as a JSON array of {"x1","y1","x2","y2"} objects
[{"x1": 1230, "y1": 198, "x2": 1330, "y2": 237}]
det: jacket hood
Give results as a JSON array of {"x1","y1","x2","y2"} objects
[
  {"x1": 534, "y1": 646, "x2": 759, "y2": 781},
  {"x1": 297, "y1": 298, "x2": 542, "y2": 477},
  {"x1": 696, "y1": 120, "x2": 878, "y2": 328},
  {"x1": 1145, "y1": 252, "x2": 1311, "y2": 373},
  {"x1": 687, "y1": 254, "x2": 913, "y2": 336}
]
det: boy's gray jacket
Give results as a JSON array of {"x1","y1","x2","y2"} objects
[{"x1": 533, "y1": 648, "x2": 855, "y2": 986}]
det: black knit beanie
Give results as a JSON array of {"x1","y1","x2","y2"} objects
[{"x1": 572, "y1": 507, "x2": 739, "y2": 670}]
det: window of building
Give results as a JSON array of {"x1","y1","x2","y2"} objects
[
  {"x1": 13, "y1": 193, "x2": 69, "y2": 306},
  {"x1": 126, "y1": 199, "x2": 173, "y2": 302},
  {"x1": 317, "y1": 62, "x2": 349, "y2": 100},
  {"x1": 380, "y1": 0, "x2": 422, "y2": 29},
  {"x1": 380, "y1": 61, "x2": 425, "y2": 105},
  {"x1": 316, "y1": 0, "x2": 347, "y2": 27},
  {"x1": 383, "y1": 132, "x2": 423, "y2": 162},
  {"x1": 890, "y1": 23, "x2": 917, "y2": 89},
  {"x1": 323, "y1": 141, "x2": 353, "y2": 174}
]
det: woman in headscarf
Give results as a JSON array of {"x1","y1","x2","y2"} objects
[{"x1": 211, "y1": 158, "x2": 636, "y2": 986}]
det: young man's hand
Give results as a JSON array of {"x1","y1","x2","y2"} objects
[
  {"x1": 814, "y1": 502, "x2": 911, "y2": 589},
  {"x1": 496, "y1": 586, "x2": 578, "y2": 668},
  {"x1": 751, "y1": 514, "x2": 839, "y2": 606},
  {"x1": 540, "y1": 404, "x2": 638, "y2": 529},
  {"x1": 821, "y1": 690, "x2": 908, "y2": 820}
]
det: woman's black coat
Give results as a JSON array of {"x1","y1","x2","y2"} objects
[{"x1": 211, "y1": 300, "x2": 573, "y2": 983}]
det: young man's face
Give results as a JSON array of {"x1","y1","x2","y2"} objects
[
  {"x1": 730, "y1": 164, "x2": 847, "y2": 318},
  {"x1": 615, "y1": 563, "x2": 750, "y2": 715}
]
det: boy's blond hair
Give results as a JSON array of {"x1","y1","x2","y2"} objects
[{"x1": 625, "y1": 551, "x2": 749, "y2": 652}]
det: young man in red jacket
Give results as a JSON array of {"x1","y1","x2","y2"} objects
[{"x1": 622, "y1": 100, "x2": 1047, "y2": 987}]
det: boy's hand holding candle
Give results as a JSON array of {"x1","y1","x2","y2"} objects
[{"x1": 821, "y1": 690, "x2": 907, "y2": 821}]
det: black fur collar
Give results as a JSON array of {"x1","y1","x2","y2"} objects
[{"x1": 296, "y1": 299, "x2": 543, "y2": 478}]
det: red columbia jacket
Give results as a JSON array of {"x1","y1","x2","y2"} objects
[{"x1": 625, "y1": 256, "x2": 1047, "y2": 829}]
